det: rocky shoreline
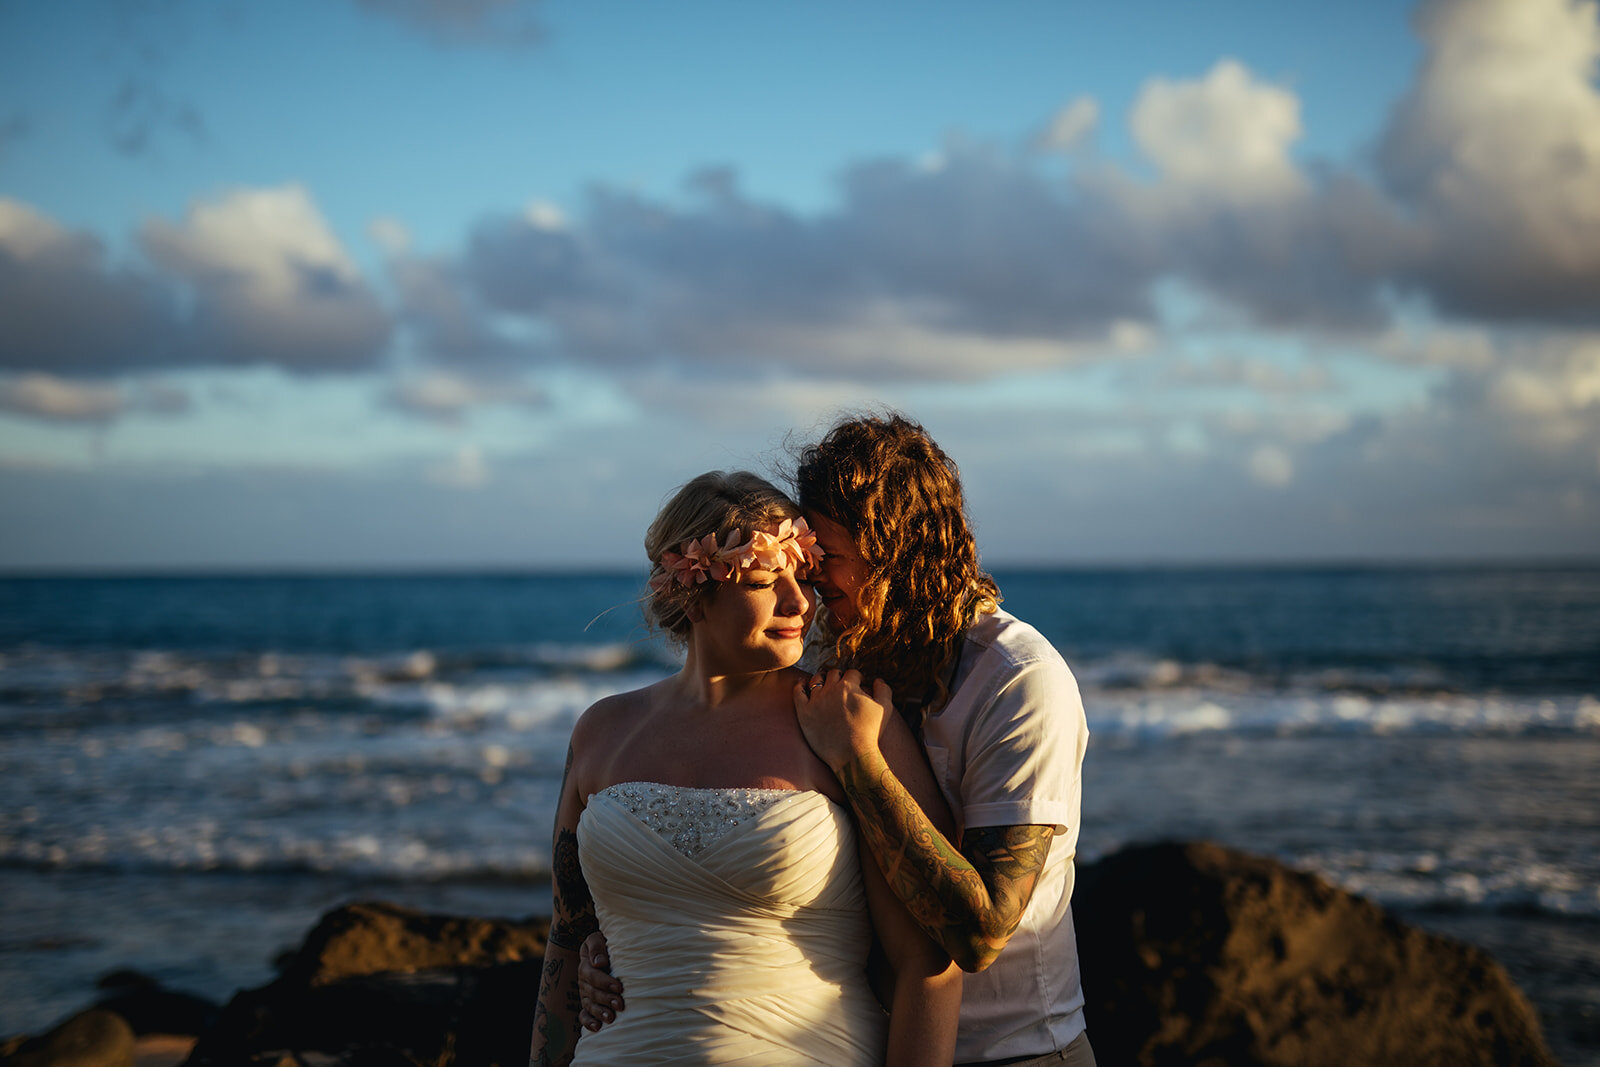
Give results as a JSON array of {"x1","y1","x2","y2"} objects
[{"x1": 2, "y1": 842, "x2": 1557, "y2": 1067}]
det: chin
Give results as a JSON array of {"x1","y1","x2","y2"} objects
[
  {"x1": 822, "y1": 605, "x2": 856, "y2": 627},
  {"x1": 751, "y1": 643, "x2": 804, "y2": 671}
]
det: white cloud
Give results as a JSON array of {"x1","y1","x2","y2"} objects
[
  {"x1": 1168, "y1": 355, "x2": 1334, "y2": 395},
  {"x1": 368, "y1": 216, "x2": 412, "y2": 255},
  {"x1": 1375, "y1": 324, "x2": 1499, "y2": 370},
  {"x1": 0, "y1": 199, "x2": 182, "y2": 374},
  {"x1": 1129, "y1": 60, "x2": 1305, "y2": 201},
  {"x1": 1032, "y1": 96, "x2": 1099, "y2": 154},
  {"x1": 0, "y1": 374, "x2": 191, "y2": 423},
  {"x1": 1248, "y1": 444, "x2": 1295, "y2": 488},
  {"x1": 424, "y1": 444, "x2": 490, "y2": 488},
  {"x1": 1378, "y1": 0, "x2": 1600, "y2": 317},
  {"x1": 1479, "y1": 332, "x2": 1600, "y2": 450},
  {"x1": 0, "y1": 375, "x2": 123, "y2": 422},
  {"x1": 459, "y1": 157, "x2": 1161, "y2": 381},
  {"x1": 523, "y1": 200, "x2": 567, "y2": 230},
  {"x1": 141, "y1": 185, "x2": 391, "y2": 370},
  {"x1": 384, "y1": 371, "x2": 545, "y2": 423}
]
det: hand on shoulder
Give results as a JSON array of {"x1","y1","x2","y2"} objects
[{"x1": 792, "y1": 669, "x2": 893, "y2": 772}]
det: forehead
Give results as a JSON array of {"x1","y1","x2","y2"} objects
[{"x1": 803, "y1": 511, "x2": 859, "y2": 555}]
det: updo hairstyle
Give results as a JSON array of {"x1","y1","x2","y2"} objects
[{"x1": 644, "y1": 471, "x2": 803, "y2": 645}]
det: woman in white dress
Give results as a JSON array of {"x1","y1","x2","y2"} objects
[{"x1": 531, "y1": 471, "x2": 961, "y2": 1066}]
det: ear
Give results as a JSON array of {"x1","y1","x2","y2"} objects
[{"x1": 685, "y1": 597, "x2": 707, "y2": 624}]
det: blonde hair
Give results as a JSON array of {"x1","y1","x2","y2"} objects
[
  {"x1": 795, "y1": 413, "x2": 999, "y2": 711},
  {"x1": 644, "y1": 471, "x2": 804, "y2": 645}
]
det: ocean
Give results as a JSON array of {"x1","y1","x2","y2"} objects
[{"x1": 1, "y1": 568, "x2": 1596, "y2": 1063}]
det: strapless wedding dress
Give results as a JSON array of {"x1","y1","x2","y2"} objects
[{"x1": 571, "y1": 782, "x2": 887, "y2": 1065}]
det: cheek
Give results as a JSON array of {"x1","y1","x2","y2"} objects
[{"x1": 839, "y1": 561, "x2": 868, "y2": 593}]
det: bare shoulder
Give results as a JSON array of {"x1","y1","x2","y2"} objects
[
  {"x1": 573, "y1": 686, "x2": 651, "y2": 738},
  {"x1": 566, "y1": 684, "x2": 659, "y2": 794}
]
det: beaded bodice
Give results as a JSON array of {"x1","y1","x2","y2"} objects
[{"x1": 592, "y1": 781, "x2": 801, "y2": 858}]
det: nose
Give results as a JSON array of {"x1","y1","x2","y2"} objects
[{"x1": 776, "y1": 570, "x2": 807, "y2": 617}]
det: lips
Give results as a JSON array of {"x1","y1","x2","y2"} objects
[{"x1": 766, "y1": 626, "x2": 804, "y2": 639}]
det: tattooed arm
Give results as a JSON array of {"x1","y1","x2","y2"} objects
[
  {"x1": 530, "y1": 745, "x2": 597, "y2": 1067},
  {"x1": 796, "y1": 670, "x2": 1056, "y2": 973},
  {"x1": 858, "y1": 830, "x2": 963, "y2": 1065}
]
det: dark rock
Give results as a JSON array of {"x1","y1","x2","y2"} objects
[
  {"x1": 174, "y1": 849, "x2": 1555, "y2": 1067},
  {"x1": 1, "y1": 1010, "x2": 135, "y2": 1067},
  {"x1": 1075, "y1": 841, "x2": 1557, "y2": 1067},
  {"x1": 183, "y1": 902, "x2": 548, "y2": 1067},
  {"x1": 276, "y1": 901, "x2": 548, "y2": 987},
  {"x1": 89, "y1": 971, "x2": 219, "y2": 1038}
]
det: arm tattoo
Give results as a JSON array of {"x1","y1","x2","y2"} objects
[
  {"x1": 547, "y1": 828, "x2": 597, "y2": 950},
  {"x1": 547, "y1": 746, "x2": 598, "y2": 951},
  {"x1": 532, "y1": 952, "x2": 576, "y2": 1067},
  {"x1": 838, "y1": 753, "x2": 1054, "y2": 971},
  {"x1": 532, "y1": 744, "x2": 590, "y2": 1067}
]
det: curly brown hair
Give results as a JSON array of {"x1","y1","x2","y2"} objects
[
  {"x1": 643, "y1": 470, "x2": 804, "y2": 646},
  {"x1": 794, "y1": 412, "x2": 999, "y2": 713}
]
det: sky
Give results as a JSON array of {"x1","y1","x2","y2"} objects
[{"x1": 1, "y1": 0, "x2": 1598, "y2": 570}]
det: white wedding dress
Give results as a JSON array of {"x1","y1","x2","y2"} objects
[{"x1": 571, "y1": 782, "x2": 888, "y2": 1065}]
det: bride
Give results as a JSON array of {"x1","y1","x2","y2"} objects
[{"x1": 531, "y1": 471, "x2": 961, "y2": 1066}]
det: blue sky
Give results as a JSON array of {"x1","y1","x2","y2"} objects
[{"x1": 2, "y1": 0, "x2": 1597, "y2": 569}]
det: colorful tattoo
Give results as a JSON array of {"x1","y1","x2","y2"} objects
[{"x1": 838, "y1": 753, "x2": 1054, "y2": 971}]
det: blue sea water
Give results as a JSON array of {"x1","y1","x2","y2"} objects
[{"x1": 1, "y1": 567, "x2": 1597, "y2": 1062}]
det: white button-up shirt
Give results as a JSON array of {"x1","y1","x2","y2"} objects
[{"x1": 920, "y1": 608, "x2": 1090, "y2": 1063}]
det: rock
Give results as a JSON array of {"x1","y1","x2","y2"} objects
[
  {"x1": 90, "y1": 972, "x2": 219, "y2": 1038},
  {"x1": 1, "y1": 1010, "x2": 135, "y2": 1067},
  {"x1": 277, "y1": 901, "x2": 549, "y2": 987},
  {"x1": 130, "y1": 1036, "x2": 196, "y2": 1067},
  {"x1": 173, "y1": 851, "x2": 1556, "y2": 1067},
  {"x1": 1074, "y1": 841, "x2": 1557, "y2": 1067},
  {"x1": 183, "y1": 902, "x2": 549, "y2": 1067}
]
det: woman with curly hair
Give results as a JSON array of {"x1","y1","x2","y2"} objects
[{"x1": 791, "y1": 412, "x2": 1096, "y2": 1067}]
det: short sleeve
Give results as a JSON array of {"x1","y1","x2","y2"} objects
[{"x1": 959, "y1": 656, "x2": 1088, "y2": 833}]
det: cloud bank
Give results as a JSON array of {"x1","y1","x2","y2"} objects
[{"x1": 5, "y1": 0, "x2": 1598, "y2": 385}]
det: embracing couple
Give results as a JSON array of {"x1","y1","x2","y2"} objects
[{"x1": 531, "y1": 413, "x2": 1094, "y2": 1067}]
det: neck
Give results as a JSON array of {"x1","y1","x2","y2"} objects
[{"x1": 676, "y1": 643, "x2": 781, "y2": 709}]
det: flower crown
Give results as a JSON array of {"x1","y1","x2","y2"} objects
[{"x1": 649, "y1": 517, "x2": 823, "y2": 594}]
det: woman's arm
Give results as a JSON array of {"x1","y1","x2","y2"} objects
[
  {"x1": 530, "y1": 744, "x2": 596, "y2": 1067},
  {"x1": 859, "y1": 825, "x2": 962, "y2": 1066},
  {"x1": 865, "y1": 699, "x2": 962, "y2": 1064}
]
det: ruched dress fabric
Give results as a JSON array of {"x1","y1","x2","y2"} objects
[{"x1": 572, "y1": 783, "x2": 887, "y2": 1066}]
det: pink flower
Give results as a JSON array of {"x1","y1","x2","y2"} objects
[
  {"x1": 654, "y1": 516, "x2": 825, "y2": 588},
  {"x1": 747, "y1": 519, "x2": 792, "y2": 571}
]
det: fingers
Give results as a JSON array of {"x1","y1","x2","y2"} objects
[
  {"x1": 809, "y1": 669, "x2": 865, "y2": 691},
  {"x1": 579, "y1": 994, "x2": 618, "y2": 1029},
  {"x1": 576, "y1": 957, "x2": 625, "y2": 1031},
  {"x1": 871, "y1": 677, "x2": 893, "y2": 706},
  {"x1": 580, "y1": 930, "x2": 608, "y2": 962}
]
